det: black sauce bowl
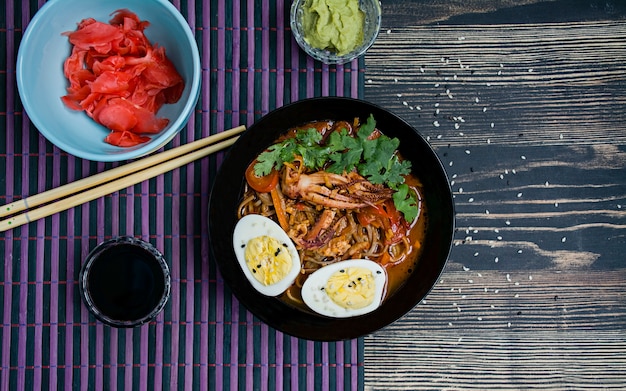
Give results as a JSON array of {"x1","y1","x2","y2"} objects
[{"x1": 208, "y1": 97, "x2": 455, "y2": 341}]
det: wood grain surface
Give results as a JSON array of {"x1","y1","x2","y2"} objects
[{"x1": 363, "y1": 1, "x2": 626, "y2": 389}]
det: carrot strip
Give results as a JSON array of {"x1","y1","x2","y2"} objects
[{"x1": 270, "y1": 188, "x2": 289, "y2": 232}]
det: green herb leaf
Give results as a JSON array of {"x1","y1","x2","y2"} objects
[
  {"x1": 255, "y1": 144, "x2": 285, "y2": 176},
  {"x1": 393, "y1": 184, "x2": 419, "y2": 223}
]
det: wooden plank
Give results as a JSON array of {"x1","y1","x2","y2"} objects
[{"x1": 363, "y1": 16, "x2": 626, "y2": 391}]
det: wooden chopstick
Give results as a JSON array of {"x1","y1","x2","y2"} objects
[{"x1": 0, "y1": 125, "x2": 245, "y2": 232}]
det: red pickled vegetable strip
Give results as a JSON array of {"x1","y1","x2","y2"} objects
[{"x1": 61, "y1": 9, "x2": 184, "y2": 147}]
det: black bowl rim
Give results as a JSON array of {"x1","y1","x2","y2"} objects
[{"x1": 208, "y1": 96, "x2": 455, "y2": 341}]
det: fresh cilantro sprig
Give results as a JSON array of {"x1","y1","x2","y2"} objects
[
  {"x1": 253, "y1": 114, "x2": 419, "y2": 222},
  {"x1": 393, "y1": 184, "x2": 419, "y2": 223}
]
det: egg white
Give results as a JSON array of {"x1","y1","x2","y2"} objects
[
  {"x1": 301, "y1": 259, "x2": 387, "y2": 318},
  {"x1": 233, "y1": 214, "x2": 301, "y2": 296}
]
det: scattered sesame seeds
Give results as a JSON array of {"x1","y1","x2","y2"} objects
[{"x1": 433, "y1": 120, "x2": 440, "y2": 127}]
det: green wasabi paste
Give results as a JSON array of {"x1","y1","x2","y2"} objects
[{"x1": 301, "y1": 0, "x2": 365, "y2": 56}]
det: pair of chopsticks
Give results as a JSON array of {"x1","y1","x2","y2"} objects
[{"x1": 0, "y1": 125, "x2": 246, "y2": 232}]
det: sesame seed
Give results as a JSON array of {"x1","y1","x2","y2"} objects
[
  {"x1": 490, "y1": 122, "x2": 495, "y2": 128},
  {"x1": 433, "y1": 121, "x2": 440, "y2": 127},
  {"x1": 465, "y1": 150, "x2": 471, "y2": 154},
  {"x1": 468, "y1": 197, "x2": 474, "y2": 202},
  {"x1": 561, "y1": 237, "x2": 567, "y2": 243},
  {"x1": 494, "y1": 257, "x2": 499, "y2": 263}
]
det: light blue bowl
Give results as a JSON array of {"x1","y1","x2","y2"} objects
[{"x1": 16, "y1": 0, "x2": 201, "y2": 162}]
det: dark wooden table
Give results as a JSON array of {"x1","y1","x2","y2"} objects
[{"x1": 362, "y1": 1, "x2": 626, "y2": 389}]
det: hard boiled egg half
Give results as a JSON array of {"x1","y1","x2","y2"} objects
[
  {"x1": 301, "y1": 259, "x2": 387, "y2": 318},
  {"x1": 233, "y1": 214, "x2": 301, "y2": 297}
]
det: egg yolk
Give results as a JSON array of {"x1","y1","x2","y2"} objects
[
  {"x1": 244, "y1": 236, "x2": 293, "y2": 286},
  {"x1": 325, "y1": 267, "x2": 375, "y2": 309}
]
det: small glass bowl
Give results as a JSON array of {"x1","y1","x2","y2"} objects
[
  {"x1": 79, "y1": 236, "x2": 171, "y2": 328},
  {"x1": 290, "y1": 0, "x2": 382, "y2": 65}
]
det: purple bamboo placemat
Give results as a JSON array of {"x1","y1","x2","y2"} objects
[{"x1": 0, "y1": 0, "x2": 365, "y2": 389}]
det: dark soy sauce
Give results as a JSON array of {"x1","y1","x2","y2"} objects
[{"x1": 81, "y1": 238, "x2": 169, "y2": 326}]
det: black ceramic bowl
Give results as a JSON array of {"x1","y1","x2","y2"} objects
[{"x1": 208, "y1": 97, "x2": 454, "y2": 341}]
